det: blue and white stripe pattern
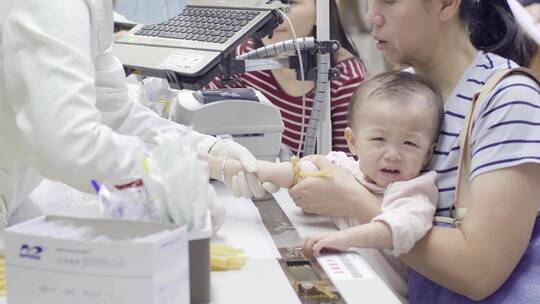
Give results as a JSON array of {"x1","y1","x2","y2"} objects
[{"x1": 427, "y1": 52, "x2": 540, "y2": 216}]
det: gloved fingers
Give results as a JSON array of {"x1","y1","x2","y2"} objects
[
  {"x1": 262, "y1": 181, "x2": 280, "y2": 194},
  {"x1": 230, "y1": 175, "x2": 242, "y2": 197},
  {"x1": 227, "y1": 143, "x2": 257, "y2": 172},
  {"x1": 239, "y1": 151, "x2": 258, "y2": 173},
  {"x1": 246, "y1": 172, "x2": 266, "y2": 198},
  {"x1": 236, "y1": 171, "x2": 252, "y2": 198},
  {"x1": 212, "y1": 139, "x2": 257, "y2": 172},
  {"x1": 208, "y1": 185, "x2": 226, "y2": 233}
]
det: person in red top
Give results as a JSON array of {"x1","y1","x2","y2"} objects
[{"x1": 205, "y1": 0, "x2": 369, "y2": 156}]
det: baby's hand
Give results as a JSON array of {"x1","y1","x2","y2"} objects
[
  {"x1": 302, "y1": 231, "x2": 350, "y2": 257},
  {"x1": 296, "y1": 158, "x2": 319, "y2": 183}
]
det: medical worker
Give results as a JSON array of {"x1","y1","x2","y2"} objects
[{"x1": 0, "y1": 0, "x2": 270, "y2": 231}]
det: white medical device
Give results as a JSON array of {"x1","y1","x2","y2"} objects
[{"x1": 172, "y1": 88, "x2": 284, "y2": 161}]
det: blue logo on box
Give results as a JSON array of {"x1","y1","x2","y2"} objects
[{"x1": 19, "y1": 244, "x2": 44, "y2": 260}]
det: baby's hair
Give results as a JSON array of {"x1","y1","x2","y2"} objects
[{"x1": 347, "y1": 71, "x2": 444, "y2": 142}]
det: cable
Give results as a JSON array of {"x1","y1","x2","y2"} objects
[
  {"x1": 278, "y1": 9, "x2": 306, "y2": 157},
  {"x1": 233, "y1": 10, "x2": 313, "y2": 156}
]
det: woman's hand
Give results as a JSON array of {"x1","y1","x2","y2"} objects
[{"x1": 289, "y1": 156, "x2": 381, "y2": 221}]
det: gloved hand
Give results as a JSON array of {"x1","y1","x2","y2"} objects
[
  {"x1": 208, "y1": 185, "x2": 226, "y2": 233},
  {"x1": 229, "y1": 172, "x2": 280, "y2": 198},
  {"x1": 209, "y1": 139, "x2": 267, "y2": 198}
]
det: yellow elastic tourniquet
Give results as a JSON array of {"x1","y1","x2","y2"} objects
[
  {"x1": 210, "y1": 243, "x2": 247, "y2": 271},
  {"x1": 0, "y1": 257, "x2": 6, "y2": 296},
  {"x1": 290, "y1": 156, "x2": 331, "y2": 185}
]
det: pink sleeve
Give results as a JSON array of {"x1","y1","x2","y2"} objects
[
  {"x1": 325, "y1": 151, "x2": 359, "y2": 174},
  {"x1": 371, "y1": 171, "x2": 438, "y2": 257}
]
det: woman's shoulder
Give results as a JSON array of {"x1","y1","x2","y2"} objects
[
  {"x1": 235, "y1": 39, "x2": 258, "y2": 56},
  {"x1": 454, "y1": 52, "x2": 539, "y2": 109},
  {"x1": 331, "y1": 56, "x2": 369, "y2": 89},
  {"x1": 480, "y1": 52, "x2": 540, "y2": 105},
  {"x1": 473, "y1": 52, "x2": 538, "y2": 86},
  {"x1": 335, "y1": 56, "x2": 368, "y2": 76}
]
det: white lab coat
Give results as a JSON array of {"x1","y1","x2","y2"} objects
[{"x1": 0, "y1": 0, "x2": 216, "y2": 230}]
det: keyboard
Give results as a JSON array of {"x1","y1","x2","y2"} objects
[{"x1": 135, "y1": 7, "x2": 261, "y2": 44}]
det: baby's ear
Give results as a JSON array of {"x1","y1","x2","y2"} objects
[
  {"x1": 423, "y1": 142, "x2": 437, "y2": 166},
  {"x1": 344, "y1": 127, "x2": 358, "y2": 155}
]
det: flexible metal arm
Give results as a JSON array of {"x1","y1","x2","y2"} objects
[{"x1": 235, "y1": 37, "x2": 316, "y2": 60}]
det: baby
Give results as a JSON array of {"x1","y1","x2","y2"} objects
[{"x1": 204, "y1": 71, "x2": 443, "y2": 258}]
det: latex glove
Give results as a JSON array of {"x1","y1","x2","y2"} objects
[
  {"x1": 209, "y1": 139, "x2": 266, "y2": 198},
  {"x1": 209, "y1": 139, "x2": 257, "y2": 172},
  {"x1": 262, "y1": 181, "x2": 280, "y2": 194},
  {"x1": 226, "y1": 171, "x2": 263, "y2": 198},
  {"x1": 208, "y1": 185, "x2": 226, "y2": 233},
  {"x1": 229, "y1": 172, "x2": 279, "y2": 198}
]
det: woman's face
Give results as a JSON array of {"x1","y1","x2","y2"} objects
[
  {"x1": 366, "y1": 0, "x2": 442, "y2": 65},
  {"x1": 262, "y1": 0, "x2": 316, "y2": 45}
]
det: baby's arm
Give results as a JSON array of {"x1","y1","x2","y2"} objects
[
  {"x1": 371, "y1": 171, "x2": 438, "y2": 256},
  {"x1": 201, "y1": 153, "x2": 297, "y2": 188},
  {"x1": 303, "y1": 221, "x2": 393, "y2": 257}
]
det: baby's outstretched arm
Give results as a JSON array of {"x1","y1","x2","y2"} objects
[
  {"x1": 201, "y1": 153, "x2": 297, "y2": 188},
  {"x1": 303, "y1": 222, "x2": 393, "y2": 257}
]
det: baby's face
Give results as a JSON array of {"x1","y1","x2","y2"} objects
[{"x1": 346, "y1": 95, "x2": 437, "y2": 187}]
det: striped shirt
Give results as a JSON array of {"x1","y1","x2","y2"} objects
[
  {"x1": 427, "y1": 52, "x2": 540, "y2": 216},
  {"x1": 205, "y1": 39, "x2": 369, "y2": 156}
]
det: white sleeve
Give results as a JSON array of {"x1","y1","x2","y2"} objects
[
  {"x1": 372, "y1": 171, "x2": 438, "y2": 257},
  {"x1": 2, "y1": 0, "x2": 215, "y2": 193},
  {"x1": 94, "y1": 49, "x2": 216, "y2": 153}
]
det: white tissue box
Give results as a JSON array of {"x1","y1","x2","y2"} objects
[{"x1": 4, "y1": 215, "x2": 189, "y2": 304}]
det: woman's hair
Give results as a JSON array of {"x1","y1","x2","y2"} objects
[
  {"x1": 459, "y1": 0, "x2": 537, "y2": 67},
  {"x1": 347, "y1": 71, "x2": 444, "y2": 142},
  {"x1": 326, "y1": 0, "x2": 360, "y2": 63},
  {"x1": 256, "y1": 0, "x2": 360, "y2": 65}
]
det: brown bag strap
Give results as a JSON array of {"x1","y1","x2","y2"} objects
[{"x1": 435, "y1": 67, "x2": 540, "y2": 226}]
